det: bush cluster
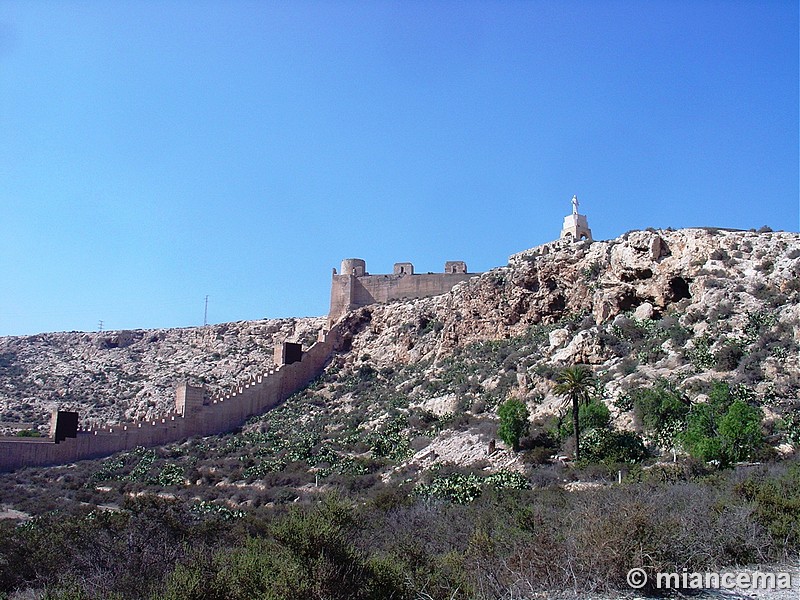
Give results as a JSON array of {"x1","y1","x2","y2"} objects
[
  {"x1": 678, "y1": 382, "x2": 765, "y2": 465},
  {"x1": 556, "y1": 398, "x2": 648, "y2": 465},
  {"x1": 631, "y1": 380, "x2": 766, "y2": 465},
  {"x1": 3, "y1": 462, "x2": 799, "y2": 599}
]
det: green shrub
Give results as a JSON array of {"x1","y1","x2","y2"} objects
[
  {"x1": 744, "y1": 310, "x2": 778, "y2": 342},
  {"x1": 415, "y1": 469, "x2": 529, "y2": 504},
  {"x1": 678, "y1": 382, "x2": 764, "y2": 465},
  {"x1": 157, "y1": 463, "x2": 185, "y2": 487},
  {"x1": 687, "y1": 335, "x2": 715, "y2": 371},
  {"x1": 580, "y1": 429, "x2": 648, "y2": 464},
  {"x1": 15, "y1": 429, "x2": 40, "y2": 437},
  {"x1": 368, "y1": 415, "x2": 413, "y2": 461},
  {"x1": 416, "y1": 472, "x2": 484, "y2": 504},
  {"x1": 163, "y1": 499, "x2": 410, "y2": 600},
  {"x1": 779, "y1": 414, "x2": 800, "y2": 446},
  {"x1": 559, "y1": 399, "x2": 611, "y2": 440},
  {"x1": 614, "y1": 392, "x2": 634, "y2": 412},
  {"x1": 717, "y1": 400, "x2": 764, "y2": 463},
  {"x1": 498, "y1": 398, "x2": 530, "y2": 451},
  {"x1": 736, "y1": 464, "x2": 800, "y2": 554},
  {"x1": 630, "y1": 379, "x2": 690, "y2": 447}
]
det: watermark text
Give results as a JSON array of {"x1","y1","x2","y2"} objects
[{"x1": 626, "y1": 567, "x2": 794, "y2": 591}]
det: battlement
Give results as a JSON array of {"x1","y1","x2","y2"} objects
[
  {"x1": 0, "y1": 327, "x2": 340, "y2": 472},
  {"x1": 328, "y1": 258, "x2": 478, "y2": 324}
]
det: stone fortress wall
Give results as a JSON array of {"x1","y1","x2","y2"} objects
[
  {"x1": 0, "y1": 254, "x2": 483, "y2": 472},
  {"x1": 0, "y1": 329, "x2": 339, "y2": 472},
  {"x1": 329, "y1": 258, "x2": 477, "y2": 325}
]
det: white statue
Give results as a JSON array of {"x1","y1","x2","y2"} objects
[{"x1": 571, "y1": 195, "x2": 579, "y2": 215}]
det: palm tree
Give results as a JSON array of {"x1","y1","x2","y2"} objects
[{"x1": 553, "y1": 365, "x2": 595, "y2": 461}]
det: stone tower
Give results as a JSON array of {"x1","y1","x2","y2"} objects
[{"x1": 560, "y1": 195, "x2": 592, "y2": 241}]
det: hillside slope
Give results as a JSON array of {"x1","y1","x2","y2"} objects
[
  {"x1": 0, "y1": 317, "x2": 324, "y2": 433},
  {"x1": 309, "y1": 227, "x2": 800, "y2": 474},
  {"x1": 0, "y1": 227, "x2": 798, "y2": 478}
]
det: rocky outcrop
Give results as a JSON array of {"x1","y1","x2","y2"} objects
[
  {"x1": 1, "y1": 227, "x2": 798, "y2": 453},
  {"x1": 327, "y1": 228, "x2": 799, "y2": 444},
  {"x1": 334, "y1": 228, "x2": 798, "y2": 360}
]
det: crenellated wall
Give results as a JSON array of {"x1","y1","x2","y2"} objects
[
  {"x1": 0, "y1": 327, "x2": 339, "y2": 472},
  {"x1": 329, "y1": 258, "x2": 477, "y2": 325}
]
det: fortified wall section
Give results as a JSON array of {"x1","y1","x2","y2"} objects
[
  {"x1": 329, "y1": 259, "x2": 474, "y2": 325},
  {"x1": 0, "y1": 329, "x2": 339, "y2": 472}
]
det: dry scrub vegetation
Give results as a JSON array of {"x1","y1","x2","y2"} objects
[
  {"x1": 1, "y1": 461, "x2": 799, "y2": 599},
  {"x1": 1, "y1": 228, "x2": 799, "y2": 598}
]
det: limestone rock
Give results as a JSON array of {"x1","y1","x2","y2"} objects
[
  {"x1": 0, "y1": 317, "x2": 325, "y2": 432},
  {"x1": 633, "y1": 302, "x2": 654, "y2": 320},
  {"x1": 552, "y1": 328, "x2": 612, "y2": 365},
  {"x1": 411, "y1": 394, "x2": 459, "y2": 417},
  {"x1": 548, "y1": 328, "x2": 570, "y2": 349}
]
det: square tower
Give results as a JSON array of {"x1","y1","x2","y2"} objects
[
  {"x1": 444, "y1": 261, "x2": 467, "y2": 274},
  {"x1": 175, "y1": 383, "x2": 206, "y2": 417},
  {"x1": 393, "y1": 262, "x2": 414, "y2": 275}
]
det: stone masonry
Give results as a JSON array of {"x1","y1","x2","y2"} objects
[
  {"x1": 0, "y1": 327, "x2": 341, "y2": 472},
  {"x1": 329, "y1": 259, "x2": 477, "y2": 325}
]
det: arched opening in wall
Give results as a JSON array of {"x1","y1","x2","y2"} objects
[{"x1": 451, "y1": 266, "x2": 457, "y2": 273}]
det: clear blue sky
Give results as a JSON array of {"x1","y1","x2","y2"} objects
[{"x1": 1, "y1": 1, "x2": 797, "y2": 336}]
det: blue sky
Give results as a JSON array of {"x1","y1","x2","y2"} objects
[{"x1": 1, "y1": 1, "x2": 797, "y2": 336}]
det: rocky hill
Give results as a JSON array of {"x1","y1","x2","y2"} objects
[
  {"x1": 1, "y1": 227, "x2": 799, "y2": 600},
  {"x1": 317, "y1": 227, "x2": 800, "y2": 472},
  {"x1": 1, "y1": 227, "x2": 798, "y2": 469},
  {"x1": 0, "y1": 317, "x2": 324, "y2": 433}
]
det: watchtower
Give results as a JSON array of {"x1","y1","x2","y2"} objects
[
  {"x1": 393, "y1": 262, "x2": 414, "y2": 275},
  {"x1": 50, "y1": 410, "x2": 79, "y2": 443},
  {"x1": 444, "y1": 261, "x2": 467, "y2": 274},
  {"x1": 274, "y1": 341, "x2": 303, "y2": 365},
  {"x1": 175, "y1": 383, "x2": 206, "y2": 417},
  {"x1": 340, "y1": 258, "x2": 366, "y2": 276}
]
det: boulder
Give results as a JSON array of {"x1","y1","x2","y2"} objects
[
  {"x1": 549, "y1": 328, "x2": 570, "y2": 349},
  {"x1": 633, "y1": 302, "x2": 654, "y2": 320}
]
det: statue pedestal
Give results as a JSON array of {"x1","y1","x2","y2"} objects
[{"x1": 560, "y1": 213, "x2": 592, "y2": 241}]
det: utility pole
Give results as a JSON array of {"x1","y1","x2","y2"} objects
[
  {"x1": 204, "y1": 295, "x2": 209, "y2": 327},
  {"x1": 98, "y1": 320, "x2": 104, "y2": 332}
]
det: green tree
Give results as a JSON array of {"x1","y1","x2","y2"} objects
[
  {"x1": 678, "y1": 382, "x2": 764, "y2": 465},
  {"x1": 631, "y1": 379, "x2": 689, "y2": 432},
  {"x1": 630, "y1": 378, "x2": 691, "y2": 448},
  {"x1": 553, "y1": 365, "x2": 595, "y2": 461},
  {"x1": 497, "y1": 398, "x2": 530, "y2": 451},
  {"x1": 580, "y1": 428, "x2": 648, "y2": 464},
  {"x1": 559, "y1": 399, "x2": 611, "y2": 440},
  {"x1": 718, "y1": 400, "x2": 764, "y2": 463}
]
